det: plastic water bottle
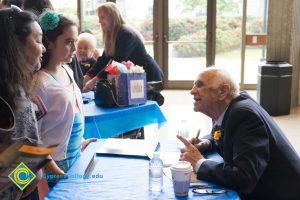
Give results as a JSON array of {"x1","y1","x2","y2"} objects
[
  {"x1": 177, "y1": 120, "x2": 189, "y2": 149},
  {"x1": 178, "y1": 120, "x2": 189, "y2": 138},
  {"x1": 149, "y1": 152, "x2": 163, "y2": 192}
]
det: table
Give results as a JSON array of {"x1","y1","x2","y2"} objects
[
  {"x1": 45, "y1": 140, "x2": 240, "y2": 200},
  {"x1": 82, "y1": 92, "x2": 167, "y2": 139}
]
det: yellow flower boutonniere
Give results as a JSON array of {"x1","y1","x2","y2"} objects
[
  {"x1": 213, "y1": 130, "x2": 222, "y2": 140},
  {"x1": 84, "y1": 63, "x2": 91, "y2": 68}
]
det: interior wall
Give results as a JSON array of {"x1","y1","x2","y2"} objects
[{"x1": 267, "y1": 0, "x2": 300, "y2": 107}]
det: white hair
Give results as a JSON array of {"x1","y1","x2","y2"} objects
[
  {"x1": 202, "y1": 66, "x2": 239, "y2": 98},
  {"x1": 77, "y1": 32, "x2": 97, "y2": 50}
]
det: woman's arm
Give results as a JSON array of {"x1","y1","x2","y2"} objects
[
  {"x1": 83, "y1": 76, "x2": 98, "y2": 92},
  {"x1": 85, "y1": 52, "x2": 111, "y2": 79}
]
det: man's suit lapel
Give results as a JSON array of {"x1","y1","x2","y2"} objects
[
  {"x1": 215, "y1": 92, "x2": 248, "y2": 157},
  {"x1": 217, "y1": 92, "x2": 250, "y2": 158}
]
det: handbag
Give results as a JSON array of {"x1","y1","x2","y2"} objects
[
  {"x1": 147, "y1": 81, "x2": 164, "y2": 106},
  {"x1": 94, "y1": 79, "x2": 120, "y2": 108}
]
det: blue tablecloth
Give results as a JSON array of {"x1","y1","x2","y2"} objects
[
  {"x1": 45, "y1": 140, "x2": 240, "y2": 200},
  {"x1": 82, "y1": 92, "x2": 167, "y2": 139}
]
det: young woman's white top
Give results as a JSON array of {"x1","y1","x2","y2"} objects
[{"x1": 32, "y1": 65, "x2": 84, "y2": 161}]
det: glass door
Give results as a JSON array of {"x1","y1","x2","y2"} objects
[
  {"x1": 81, "y1": 0, "x2": 106, "y2": 52},
  {"x1": 77, "y1": 0, "x2": 268, "y2": 90},
  {"x1": 164, "y1": 0, "x2": 208, "y2": 88},
  {"x1": 214, "y1": 0, "x2": 243, "y2": 85},
  {"x1": 115, "y1": 0, "x2": 154, "y2": 57},
  {"x1": 52, "y1": 0, "x2": 78, "y2": 14},
  {"x1": 214, "y1": 0, "x2": 268, "y2": 90},
  {"x1": 243, "y1": 0, "x2": 268, "y2": 89}
]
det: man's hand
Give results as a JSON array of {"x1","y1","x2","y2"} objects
[
  {"x1": 81, "y1": 138, "x2": 97, "y2": 152},
  {"x1": 177, "y1": 135, "x2": 204, "y2": 171},
  {"x1": 190, "y1": 138, "x2": 212, "y2": 152}
]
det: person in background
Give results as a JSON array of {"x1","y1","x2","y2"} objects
[
  {"x1": 83, "y1": 2, "x2": 164, "y2": 92},
  {"x1": 76, "y1": 32, "x2": 97, "y2": 75},
  {"x1": 0, "y1": 6, "x2": 45, "y2": 200},
  {"x1": 32, "y1": 11, "x2": 96, "y2": 189},
  {"x1": 80, "y1": 29, "x2": 100, "y2": 59},
  {"x1": 23, "y1": 0, "x2": 53, "y2": 16},
  {"x1": 0, "y1": 0, "x2": 23, "y2": 9},
  {"x1": 177, "y1": 67, "x2": 300, "y2": 200}
]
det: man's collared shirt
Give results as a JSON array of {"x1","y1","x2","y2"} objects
[{"x1": 195, "y1": 107, "x2": 228, "y2": 173}]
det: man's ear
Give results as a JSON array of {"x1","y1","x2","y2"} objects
[{"x1": 218, "y1": 84, "x2": 230, "y2": 100}]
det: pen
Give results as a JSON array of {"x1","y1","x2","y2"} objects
[
  {"x1": 196, "y1": 129, "x2": 201, "y2": 140},
  {"x1": 191, "y1": 129, "x2": 201, "y2": 145}
]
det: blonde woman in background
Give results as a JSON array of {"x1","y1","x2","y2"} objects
[{"x1": 83, "y1": 2, "x2": 164, "y2": 92}]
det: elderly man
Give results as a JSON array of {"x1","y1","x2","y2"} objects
[{"x1": 178, "y1": 67, "x2": 300, "y2": 200}]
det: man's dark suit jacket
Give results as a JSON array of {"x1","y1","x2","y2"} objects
[{"x1": 198, "y1": 91, "x2": 300, "y2": 200}]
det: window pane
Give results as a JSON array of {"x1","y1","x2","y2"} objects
[
  {"x1": 168, "y1": 0, "x2": 207, "y2": 81},
  {"x1": 215, "y1": 0, "x2": 243, "y2": 84},
  {"x1": 244, "y1": 0, "x2": 268, "y2": 84},
  {"x1": 116, "y1": 0, "x2": 154, "y2": 57},
  {"x1": 51, "y1": 0, "x2": 77, "y2": 15},
  {"x1": 82, "y1": 0, "x2": 106, "y2": 51}
]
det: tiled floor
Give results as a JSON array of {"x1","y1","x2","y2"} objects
[{"x1": 146, "y1": 90, "x2": 300, "y2": 155}]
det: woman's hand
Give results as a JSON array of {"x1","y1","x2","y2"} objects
[
  {"x1": 83, "y1": 77, "x2": 97, "y2": 92},
  {"x1": 81, "y1": 138, "x2": 97, "y2": 152},
  {"x1": 83, "y1": 75, "x2": 91, "y2": 86}
]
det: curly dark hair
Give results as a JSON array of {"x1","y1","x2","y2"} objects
[{"x1": 0, "y1": 7, "x2": 37, "y2": 109}]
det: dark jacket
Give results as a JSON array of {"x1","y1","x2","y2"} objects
[
  {"x1": 198, "y1": 91, "x2": 300, "y2": 200},
  {"x1": 86, "y1": 25, "x2": 164, "y2": 82},
  {"x1": 79, "y1": 57, "x2": 96, "y2": 76}
]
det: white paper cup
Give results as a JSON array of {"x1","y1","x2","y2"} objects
[{"x1": 170, "y1": 161, "x2": 193, "y2": 197}]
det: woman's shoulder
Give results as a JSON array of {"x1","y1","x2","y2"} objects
[
  {"x1": 32, "y1": 70, "x2": 61, "y2": 96},
  {"x1": 33, "y1": 70, "x2": 51, "y2": 86},
  {"x1": 119, "y1": 25, "x2": 139, "y2": 38},
  {"x1": 118, "y1": 25, "x2": 144, "y2": 43}
]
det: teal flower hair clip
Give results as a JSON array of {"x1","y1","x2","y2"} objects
[{"x1": 39, "y1": 11, "x2": 60, "y2": 32}]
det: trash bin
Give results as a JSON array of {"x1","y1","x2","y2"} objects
[{"x1": 257, "y1": 61, "x2": 292, "y2": 116}]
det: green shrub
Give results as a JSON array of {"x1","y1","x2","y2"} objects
[
  {"x1": 247, "y1": 18, "x2": 264, "y2": 33},
  {"x1": 172, "y1": 30, "x2": 206, "y2": 57},
  {"x1": 172, "y1": 17, "x2": 242, "y2": 57},
  {"x1": 138, "y1": 19, "x2": 153, "y2": 41},
  {"x1": 83, "y1": 15, "x2": 262, "y2": 57}
]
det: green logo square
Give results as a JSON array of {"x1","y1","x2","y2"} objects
[{"x1": 8, "y1": 162, "x2": 36, "y2": 190}]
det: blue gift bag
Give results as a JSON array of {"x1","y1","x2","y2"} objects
[{"x1": 116, "y1": 73, "x2": 147, "y2": 106}]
